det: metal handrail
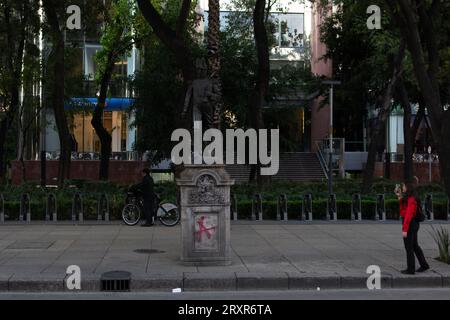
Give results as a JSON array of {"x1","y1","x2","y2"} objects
[
  {"x1": 316, "y1": 138, "x2": 346, "y2": 178},
  {"x1": 315, "y1": 140, "x2": 329, "y2": 179}
]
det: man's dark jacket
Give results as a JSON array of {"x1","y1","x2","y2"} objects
[{"x1": 134, "y1": 174, "x2": 154, "y2": 200}]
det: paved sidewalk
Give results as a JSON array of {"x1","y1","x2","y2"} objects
[{"x1": 0, "y1": 222, "x2": 449, "y2": 292}]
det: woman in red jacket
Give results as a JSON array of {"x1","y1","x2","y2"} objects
[{"x1": 395, "y1": 182, "x2": 429, "y2": 275}]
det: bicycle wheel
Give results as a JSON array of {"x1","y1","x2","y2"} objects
[
  {"x1": 122, "y1": 204, "x2": 141, "y2": 226},
  {"x1": 159, "y1": 205, "x2": 180, "y2": 227}
]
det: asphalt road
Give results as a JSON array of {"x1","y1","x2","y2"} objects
[{"x1": 1, "y1": 288, "x2": 450, "y2": 300}]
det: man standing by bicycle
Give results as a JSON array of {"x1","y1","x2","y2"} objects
[{"x1": 131, "y1": 168, "x2": 155, "y2": 226}]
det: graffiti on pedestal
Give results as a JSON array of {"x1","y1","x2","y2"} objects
[{"x1": 194, "y1": 214, "x2": 218, "y2": 250}]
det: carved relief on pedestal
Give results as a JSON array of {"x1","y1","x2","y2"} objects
[{"x1": 188, "y1": 174, "x2": 225, "y2": 205}]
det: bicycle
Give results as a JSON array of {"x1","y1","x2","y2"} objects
[{"x1": 121, "y1": 191, "x2": 180, "y2": 227}]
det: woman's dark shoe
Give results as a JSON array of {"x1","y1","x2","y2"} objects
[
  {"x1": 416, "y1": 266, "x2": 430, "y2": 273},
  {"x1": 401, "y1": 269, "x2": 415, "y2": 275}
]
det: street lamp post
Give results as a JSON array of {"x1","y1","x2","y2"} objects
[
  {"x1": 39, "y1": 3, "x2": 45, "y2": 188},
  {"x1": 428, "y1": 146, "x2": 432, "y2": 183},
  {"x1": 39, "y1": 94, "x2": 46, "y2": 187},
  {"x1": 322, "y1": 80, "x2": 341, "y2": 197}
]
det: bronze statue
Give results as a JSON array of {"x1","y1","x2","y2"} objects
[{"x1": 182, "y1": 59, "x2": 222, "y2": 130}]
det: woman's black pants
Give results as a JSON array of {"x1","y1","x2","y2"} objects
[{"x1": 403, "y1": 219, "x2": 429, "y2": 272}]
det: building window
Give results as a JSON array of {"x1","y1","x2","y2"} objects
[
  {"x1": 203, "y1": 10, "x2": 305, "y2": 61},
  {"x1": 103, "y1": 111, "x2": 113, "y2": 134},
  {"x1": 84, "y1": 45, "x2": 102, "y2": 79},
  {"x1": 270, "y1": 13, "x2": 305, "y2": 49}
]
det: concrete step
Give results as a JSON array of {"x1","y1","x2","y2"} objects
[{"x1": 225, "y1": 152, "x2": 327, "y2": 183}]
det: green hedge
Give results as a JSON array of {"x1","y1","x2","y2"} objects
[
  {"x1": 231, "y1": 179, "x2": 446, "y2": 201},
  {"x1": 237, "y1": 199, "x2": 359, "y2": 220},
  {"x1": 2, "y1": 193, "x2": 127, "y2": 220},
  {"x1": 233, "y1": 198, "x2": 449, "y2": 221},
  {"x1": 0, "y1": 181, "x2": 175, "y2": 221},
  {"x1": 0, "y1": 179, "x2": 448, "y2": 221},
  {"x1": 2, "y1": 196, "x2": 448, "y2": 221}
]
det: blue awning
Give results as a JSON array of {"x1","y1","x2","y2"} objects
[{"x1": 65, "y1": 97, "x2": 134, "y2": 111}]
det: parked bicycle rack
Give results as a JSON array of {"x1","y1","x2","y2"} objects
[
  {"x1": 375, "y1": 194, "x2": 386, "y2": 221},
  {"x1": 97, "y1": 193, "x2": 110, "y2": 221},
  {"x1": 277, "y1": 194, "x2": 288, "y2": 221},
  {"x1": 230, "y1": 194, "x2": 238, "y2": 221},
  {"x1": 20, "y1": 193, "x2": 31, "y2": 223},
  {"x1": 252, "y1": 194, "x2": 263, "y2": 221},
  {"x1": 327, "y1": 194, "x2": 337, "y2": 221},
  {"x1": 302, "y1": 194, "x2": 313, "y2": 221},
  {"x1": 46, "y1": 193, "x2": 57, "y2": 222},
  {"x1": 72, "y1": 193, "x2": 84, "y2": 222},
  {"x1": 351, "y1": 194, "x2": 362, "y2": 221},
  {"x1": 424, "y1": 194, "x2": 434, "y2": 221},
  {"x1": 0, "y1": 194, "x2": 4, "y2": 223}
]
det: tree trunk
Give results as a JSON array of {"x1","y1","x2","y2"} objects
[
  {"x1": 411, "y1": 100, "x2": 425, "y2": 145},
  {"x1": 43, "y1": 0, "x2": 71, "y2": 187},
  {"x1": 91, "y1": 108, "x2": 112, "y2": 180},
  {"x1": 53, "y1": 40, "x2": 71, "y2": 186},
  {"x1": 0, "y1": 120, "x2": 8, "y2": 183},
  {"x1": 386, "y1": 0, "x2": 450, "y2": 197},
  {"x1": 439, "y1": 111, "x2": 450, "y2": 193},
  {"x1": 0, "y1": 81, "x2": 19, "y2": 181},
  {"x1": 0, "y1": 2, "x2": 27, "y2": 182},
  {"x1": 249, "y1": 0, "x2": 270, "y2": 184},
  {"x1": 0, "y1": 79, "x2": 21, "y2": 183},
  {"x1": 361, "y1": 42, "x2": 405, "y2": 193},
  {"x1": 91, "y1": 55, "x2": 114, "y2": 180},
  {"x1": 397, "y1": 80, "x2": 413, "y2": 183}
]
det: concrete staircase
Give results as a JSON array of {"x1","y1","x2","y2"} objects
[{"x1": 225, "y1": 152, "x2": 327, "y2": 184}]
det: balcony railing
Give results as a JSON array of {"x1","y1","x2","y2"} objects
[
  {"x1": 78, "y1": 79, "x2": 131, "y2": 98},
  {"x1": 377, "y1": 152, "x2": 439, "y2": 163},
  {"x1": 42, "y1": 151, "x2": 142, "y2": 161}
]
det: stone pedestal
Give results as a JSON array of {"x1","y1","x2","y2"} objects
[{"x1": 177, "y1": 165, "x2": 234, "y2": 266}]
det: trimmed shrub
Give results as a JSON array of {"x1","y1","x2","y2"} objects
[
  {"x1": 1, "y1": 179, "x2": 448, "y2": 221},
  {"x1": 434, "y1": 200, "x2": 449, "y2": 220}
]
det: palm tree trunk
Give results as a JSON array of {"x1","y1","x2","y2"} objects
[
  {"x1": 249, "y1": 0, "x2": 270, "y2": 184},
  {"x1": 207, "y1": 0, "x2": 223, "y2": 130}
]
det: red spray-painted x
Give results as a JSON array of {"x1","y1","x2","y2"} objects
[{"x1": 195, "y1": 216, "x2": 216, "y2": 242}]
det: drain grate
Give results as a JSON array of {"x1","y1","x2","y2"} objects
[
  {"x1": 134, "y1": 249, "x2": 165, "y2": 254},
  {"x1": 7, "y1": 241, "x2": 54, "y2": 250},
  {"x1": 100, "y1": 271, "x2": 131, "y2": 292}
]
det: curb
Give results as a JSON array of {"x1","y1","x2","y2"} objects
[{"x1": 1, "y1": 271, "x2": 449, "y2": 292}]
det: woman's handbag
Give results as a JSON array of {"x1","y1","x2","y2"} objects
[{"x1": 415, "y1": 199, "x2": 426, "y2": 222}]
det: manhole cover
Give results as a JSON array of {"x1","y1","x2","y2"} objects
[
  {"x1": 7, "y1": 241, "x2": 54, "y2": 250},
  {"x1": 101, "y1": 271, "x2": 131, "y2": 292},
  {"x1": 134, "y1": 249, "x2": 165, "y2": 254}
]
